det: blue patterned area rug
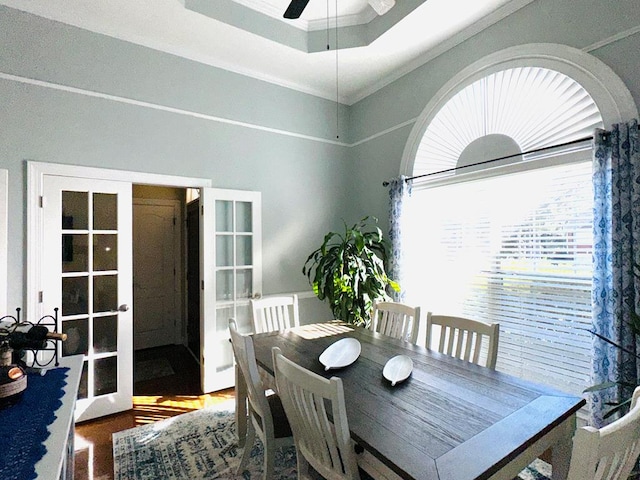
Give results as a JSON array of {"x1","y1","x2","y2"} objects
[{"x1": 113, "y1": 401, "x2": 551, "y2": 479}]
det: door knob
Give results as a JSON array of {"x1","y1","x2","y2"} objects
[{"x1": 112, "y1": 304, "x2": 129, "y2": 312}]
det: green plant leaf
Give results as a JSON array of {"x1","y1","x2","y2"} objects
[
  {"x1": 583, "y1": 381, "x2": 618, "y2": 392},
  {"x1": 303, "y1": 216, "x2": 399, "y2": 325},
  {"x1": 603, "y1": 398, "x2": 632, "y2": 419}
]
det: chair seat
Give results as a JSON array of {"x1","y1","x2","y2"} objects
[{"x1": 252, "y1": 393, "x2": 292, "y2": 439}]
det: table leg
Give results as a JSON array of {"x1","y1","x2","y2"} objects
[
  {"x1": 550, "y1": 415, "x2": 576, "y2": 480},
  {"x1": 235, "y1": 364, "x2": 247, "y2": 447}
]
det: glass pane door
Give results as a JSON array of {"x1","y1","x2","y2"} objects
[
  {"x1": 200, "y1": 189, "x2": 261, "y2": 393},
  {"x1": 43, "y1": 176, "x2": 132, "y2": 421}
]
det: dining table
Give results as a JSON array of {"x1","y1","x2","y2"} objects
[{"x1": 234, "y1": 321, "x2": 585, "y2": 480}]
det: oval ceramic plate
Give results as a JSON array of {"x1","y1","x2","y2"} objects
[
  {"x1": 383, "y1": 355, "x2": 414, "y2": 386},
  {"x1": 319, "y1": 338, "x2": 361, "y2": 371}
]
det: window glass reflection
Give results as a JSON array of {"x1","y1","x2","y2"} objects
[
  {"x1": 93, "y1": 275, "x2": 117, "y2": 313},
  {"x1": 236, "y1": 201, "x2": 252, "y2": 232},
  {"x1": 93, "y1": 193, "x2": 117, "y2": 230},
  {"x1": 77, "y1": 361, "x2": 88, "y2": 400},
  {"x1": 94, "y1": 356, "x2": 118, "y2": 396},
  {"x1": 93, "y1": 234, "x2": 117, "y2": 271},
  {"x1": 62, "y1": 234, "x2": 88, "y2": 273},
  {"x1": 216, "y1": 200, "x2": 233, "y2": 232},
  {"x1": 94, "y1": 315, "x2": 117, "y2": 353},
  {"x1": 62, "y1": 191, "x2": 88, "y2": 230},
  {"x1": 62, "y1": 318, "x2": 88, "y2": 356},
  {"x1": 62, "y1": 277, "x2": 88, "y2": 316},
  {"x1": 216, "y1": 235, "x2": 232, "y2": 267}
]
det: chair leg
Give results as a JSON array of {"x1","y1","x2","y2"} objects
[
  {"x1": 297, "y1": 450, "x2": 312, "y2": 480},
  {"x1": 237, "y1": 421, "x2": 256, "y2": 474},
  {"x1": 263, "y1": 438, "x2": 275, "y2": 480}
]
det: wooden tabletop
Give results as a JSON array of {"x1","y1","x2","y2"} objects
[{"x1": 251, "y1": 321, "x2": 585, "y2": 480}]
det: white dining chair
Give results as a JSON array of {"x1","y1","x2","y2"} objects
[
  {"x1": 567, "y1": 386, "x2": 640, "y2": 480},
  {"x1": 426, "y1": 314, "x2": 499, "y2": 369},
  {"x1": 272, "y1": 346, "x2": 361, "y2": 480},
  {"x1": 228, "y1": 319, "x2": 293, "y2": 479},
  {"x1": 251, "y1": 294, "x2": 300, "y2": 333},
  {"x1": 369, "y1": 301, "x2": 423, "y2": 344}
]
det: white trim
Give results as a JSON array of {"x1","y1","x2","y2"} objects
[
  {"x1": 3, "y1": 27, "x2": 637, "y2": 151},
  {"x1": 583, "y1": 24, "x2": 640, "y2": 54},
  {"x1": 0, "y1": 72, "x2": 348, "y2": 147},
  {"x1": 350, "y1": 117, "x2": 419, "y2": 147},
  {"x1": 401, "y1": 43, "x2": 638, "y2": 176},
  {"x1": 26, "y1": 161, "x2": 213, "y2": 320},
  {"x1": 0, "y1": 169, "x2": 7, "y2": 315},
  {"x1": 232, "y1": 0, "x2": 377, "y2": 32}
]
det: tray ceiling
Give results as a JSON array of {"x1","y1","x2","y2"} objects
[{"x1": 0, "y1": 0, "x2": 534, "y2": 104}]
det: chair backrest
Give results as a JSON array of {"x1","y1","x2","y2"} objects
[
  {"x1": 568, "y1": 387, "x2": 640, "y2": 480},
  {"x1": 272, "y1": 347, "x2": 360, "y2": 480},
  {"x1": 228, "y1": 319, "x2": 271, "y2": 427},
  {"x1": 251, "y1": 295, "x2": 300, "y2": 333},
  {"x1": 426, "y1": 314, "x2": 499, "y2": 369},
  {"x1": 370, "y1": 301, "x2": 422, "y2": 344}
]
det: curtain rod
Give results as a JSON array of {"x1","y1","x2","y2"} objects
[{"x1": 382, "y1": 135, "x2": 595, "y2": 187}]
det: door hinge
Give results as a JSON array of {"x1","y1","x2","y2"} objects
[
  {"x1": 39, "y1": 196, "x2": 44, "y2": 208},
  {"x1": 38, "y1": 291, "x2": 43, "y2": 303},
  {"x1": 173, "y1": 216, "x2": 176, "y2": 226},
  {"x1": 201, "y1": 280, "x2": 204, "y2": 290},
  {"x1": 201, "y1": 205, "x2": 204, "y2": 216}
]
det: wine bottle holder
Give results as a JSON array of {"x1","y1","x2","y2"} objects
[{"x1": 0, "y1": 308, "x2": 62, "y2": 368}]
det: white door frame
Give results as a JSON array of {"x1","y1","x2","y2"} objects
[{"x1": 27, "y1": 161, "x2": 212, "y2": 320}]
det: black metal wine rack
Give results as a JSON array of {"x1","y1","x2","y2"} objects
[{"x1": 0, "y1": 307, "x2": 62, "y2": 368}]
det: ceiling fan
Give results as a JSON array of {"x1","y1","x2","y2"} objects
[
  {"x1": 283, "y1": 0, "x2": 310, "y2": 19},
  {"x1": 283, "y1": 0, "x2": 395, "y2": 19}
]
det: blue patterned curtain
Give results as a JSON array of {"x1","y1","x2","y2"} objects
[
  {"x1": 388, "y1": 176, "x2": 411, "y2": 301},
  {"x1": 592, "y1": 119, "x2": 640, "y2": 427}
]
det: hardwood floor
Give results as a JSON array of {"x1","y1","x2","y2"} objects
[{"x1": 73, "y1": 344, "x2": 234, "y2": 480}]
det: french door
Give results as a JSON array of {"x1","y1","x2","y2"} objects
[
  {"x1": 42, "y1": 176, "x2": 133, "y2": 422},
  {"x1": 32, "y1": 162, "x2": 261, "y2": 418},
  {"x1": 199, "y1": 188, "x2": 261, "y2": 393}
]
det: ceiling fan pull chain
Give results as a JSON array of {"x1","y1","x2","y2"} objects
[{"x1": 335, "y1": 0, "x2": 339, "y2": 139}]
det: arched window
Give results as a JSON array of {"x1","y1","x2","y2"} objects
[
  {"x1": 401, "y1": 46, "x2": 636, "y2": 399},
  {"x1": 413, "y1": 67, "x2": 602, "y2": 177}
]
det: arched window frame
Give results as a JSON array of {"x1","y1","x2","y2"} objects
[{"x1": 401, "y1": 43, "x2": 637, "y2": 178}]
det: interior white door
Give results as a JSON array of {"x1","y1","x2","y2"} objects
[
  {"x1": 133, "y1": 199, "x2": 181, "y2": 350},
  {"x1": 200, "y1": 188, "x2": 261, "y2": 393},
  {"x1": 42, "y1": 175, "x2": 133, "y2": 422}
]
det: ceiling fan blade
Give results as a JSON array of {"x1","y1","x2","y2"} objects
[{"x1": 284, "y1": 0, "x2": 311, "y2": 19}]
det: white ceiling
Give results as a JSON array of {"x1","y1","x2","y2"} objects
[{"x1": 0, "y1": 0, "x2": 533, "y2": 104}]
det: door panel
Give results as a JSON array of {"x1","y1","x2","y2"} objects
[
  {"x1": 43, "y1": 176, "x2": 132, "y2": 422},
  {"x1": 200, "y1": 188, "x2": 261, "y2": 393},
  {"x1": 133, "y1": 200, "x2": 180, "y2": 350}
]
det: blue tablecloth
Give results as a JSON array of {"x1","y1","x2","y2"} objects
[{"x1": 0, "y1": 367, "x2": 69, "y2": 480}]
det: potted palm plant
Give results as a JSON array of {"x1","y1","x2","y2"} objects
[{"x1": 302, "y1": 217, "x2": 399, "y2": 326}]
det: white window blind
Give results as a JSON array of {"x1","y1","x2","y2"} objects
[{"x1": 404, "y1": 157, "x2": 593, "y2": 396}]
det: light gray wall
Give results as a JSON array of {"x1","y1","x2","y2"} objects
[
  {"x1": 347, "y1": 0, "x2": 640, "y2": 232},
  {"x1": 0, "y1": 6, "x2": 353, "y2": 311},
  {"x1": 3, "y1": 0, "x2": 640, "y2": 314}
]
